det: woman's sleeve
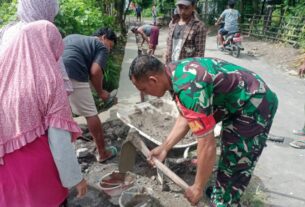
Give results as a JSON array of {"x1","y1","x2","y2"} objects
[{"x1": 48, "y1": 127, "x2": 83, "y2": 188}]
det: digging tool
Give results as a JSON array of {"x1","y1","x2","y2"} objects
[{"x1": 119, "y1": 130, "x2": 189, "y2": 190}]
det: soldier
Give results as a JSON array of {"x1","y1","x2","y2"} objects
[{"x1": 129, "y1": 55, "x2": 278, "y2": 206}]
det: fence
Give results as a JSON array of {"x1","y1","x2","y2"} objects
[{"x1": 240, "y1": 14, "x2": 305, "y2": 46}]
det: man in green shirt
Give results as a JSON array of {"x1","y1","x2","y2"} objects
[{"x1": 129, "y1": 55, "x2": 278, "y2": 206}]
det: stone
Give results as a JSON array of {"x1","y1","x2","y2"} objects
[
  {"x1": 76, "y1": 148, "x2": 90, "y2": 158},
  {"x1": 288, "y1": 70, "x2": 299, "y2": 76}
]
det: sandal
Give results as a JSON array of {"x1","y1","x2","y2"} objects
[
  {"x1": 289, "y1": 139, "x2": 305, "y2": 149},
  {"x1": 97, "y1": 146, "x2": 118, "y2": 163},
  {"x1": 292, "y1": 129, "x2": 305, "y2": 136}
]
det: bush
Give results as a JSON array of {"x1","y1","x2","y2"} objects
[
  {"x1": 142, "y1": 8, "x2": 153, "y2": 18},
  {"x1": 0, "y1": 0, "x2": 17, "y2": 28},
  {"x1": 55, "y1": 0, "x2": 116, "y2": 37}
]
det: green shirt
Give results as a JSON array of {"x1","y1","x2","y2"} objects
[{"x1": 167, "y1": 57, "x2": 268, "y2": 130}]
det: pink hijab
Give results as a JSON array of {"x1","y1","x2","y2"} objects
[
  {"x1": 0, "y1": 20, "x2": 81, "y2": 164},
  {"x1": 0, "y1": 0, "x2": 73, "y2": 94},
  {"x1": 17, "y1": 0, "x2": 59, "y2": 23}
]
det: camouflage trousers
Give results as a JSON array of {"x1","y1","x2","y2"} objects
[{"x1": 211, "y1": 89, "x2": 278, "y2": 207}]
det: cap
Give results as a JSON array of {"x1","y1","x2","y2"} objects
[{"x1": 175, "y1": 0, "x2": 196, "y2": 6}]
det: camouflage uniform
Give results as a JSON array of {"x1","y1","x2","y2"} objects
[{"x1": 166, "y1": 58, "x2": 278, "y2": 207}]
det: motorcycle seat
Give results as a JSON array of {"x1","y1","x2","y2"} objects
[{"x1": 226, "y1": 31, "x2": 239, "y2": 36}]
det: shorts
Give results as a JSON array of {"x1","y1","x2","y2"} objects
[
  {"x1": 218, "y1": 28, "x2": 229, "y2": 36},
  {"x1": 149, "y1": 26, "x2": 159, "y2": 49},
  {"x1": 68, "y1": 79, "x2": 98, "y2": 117}
]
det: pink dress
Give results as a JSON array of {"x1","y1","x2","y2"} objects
[
  {"x1": 0, "y1": 21, "x2": 82, "y2": 206},
  {"x1": 0, "y1": 135, "x2": 68, "y2": 207}
]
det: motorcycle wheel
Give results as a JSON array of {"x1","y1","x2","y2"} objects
[{"x1": 232, "y1": 45, "x2": 240, "y2": 58}]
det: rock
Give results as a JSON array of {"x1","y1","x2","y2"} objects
[
  {"x1": 106, "y1": 128, "x2": 114, "y2": 135},
  {"x1": 151, "y1": 176, "x2": 156, "y2": 180},
  {"x1": 174, "y1": 194, "x2": 179, "y2": 198},
  {"x1": 161, "y1": 183, "x2": 170, "y2": 192},
  {"x1": 76, "y1": 148, "x2": 90, "y2": 158},
  {"x1": 117, "y1": 137, "x2": 122, "y2": 141},
  {"x1": 80, "y1": 163, "x2": 89, "y2": 171},
  {"x1": 103, "y1": 122, "x2": 111, "y2": 129},
  {"x1": 288, "y1": 70, "x2": 298, "y2": 76}
]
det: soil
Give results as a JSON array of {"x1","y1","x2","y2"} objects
[{"x1": 242, "y1": 36, "x2": 301, "y2": 72}]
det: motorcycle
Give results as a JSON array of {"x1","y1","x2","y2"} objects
[{"x1": 215, "y1": 18, "x2": 244, "y2": 58}]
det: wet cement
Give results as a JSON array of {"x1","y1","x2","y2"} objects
[{"x1": 128, "y1": 107, "x2": 196, "y2": 145}]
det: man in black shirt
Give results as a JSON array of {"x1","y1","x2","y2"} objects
[{"x1": 63, "y1": 28, "x2": 117, "y2": 162}]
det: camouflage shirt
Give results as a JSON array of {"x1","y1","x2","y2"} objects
[{"x1": 166, "y1": 57, "x2": 269, "y2": 134}]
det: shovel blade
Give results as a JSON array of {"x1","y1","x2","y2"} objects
[{"x1": 119, "y1": 141, "x2": 137, "y2": 173}]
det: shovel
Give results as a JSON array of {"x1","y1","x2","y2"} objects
[{"x1": 119, "y1": 130, "x2": 189, "y2": 190}]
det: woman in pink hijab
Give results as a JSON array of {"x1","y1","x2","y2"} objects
[
  {"x1": 0, "y1": 0, "x2": 73, "y2": 94},
  {"x1": 0, "y1": 20, "x2": 87, "y2": 206}
]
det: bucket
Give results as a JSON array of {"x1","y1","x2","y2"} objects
[
  {"x1": 119, "y1": 186, "x2": 161, "y2": 207},
  {"x1": 99, "y1": 171, "x2": 136, "y2": 200}
]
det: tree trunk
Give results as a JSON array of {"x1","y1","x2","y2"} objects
[
  {"x1": 114, "y1": 0, "x2": 127, "y2": 34},
  {"x1": 123, "y1": 0, "x2": 132, "y2": 23},
  {"x1": 252, "y1": 0, "x2": 259, "y2": 14},
  {"x1": 204, "y1": 0, "x2": 208, "y2": 22}
]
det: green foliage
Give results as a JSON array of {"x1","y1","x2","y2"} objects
[
  {"x1": 134, "y1": 0, "x2": 152, "y2": 8},
  {"x1": 142, "y1": 7, "x2": 153, "y2": 17},
  {"x1": 55, "y1": 0, "x2": 116, "y2": 37},
  {"x1": 0, "y1": 0, "x2": 16, "y2": 28},
  {"x1": 155, "y1": 0, "x2": 175, "y2": 13},
  {"x1": 273, "y1": 0, "x2": 305, "y2": 48}
]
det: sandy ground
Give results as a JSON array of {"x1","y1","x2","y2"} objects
[{"x1": 68, "y1": 19, "x2": 305, "y2": 207}]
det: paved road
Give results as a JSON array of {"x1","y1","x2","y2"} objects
[
  {"x1": 205, "y1": 36, "x2": 305, "y2": 207},
  {"x1": 117, "y1": 20, "x2": 305, "y2": 206}
]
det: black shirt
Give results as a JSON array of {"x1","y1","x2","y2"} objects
[{"x1": 63, "y1": 34, "x2": 108, "y2": 82}]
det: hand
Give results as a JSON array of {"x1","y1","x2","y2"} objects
[
  {"x1": 75, "y1": 179, "x2": 87, "y2": 198},
  {"x1": 298, "y1": 63, "x2": 305, "y2": 78},
  {"x1": 99, "y1": 90, "x2": 110, "y2": 101},
  {"x1": 184, "y1": 184, "x2": 203, "y2": 206},
  {"x1": 147, "y1": 144, "x2": 168, "y2": 166}
]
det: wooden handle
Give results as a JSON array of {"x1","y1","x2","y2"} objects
[{"x1": 131, "y1": 136, "x2": 189, "y2": 190}]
